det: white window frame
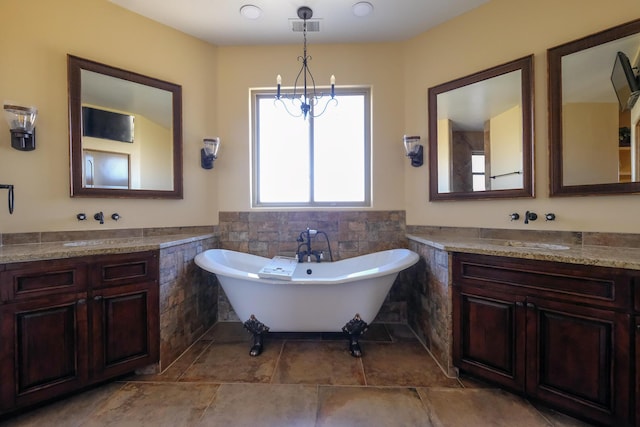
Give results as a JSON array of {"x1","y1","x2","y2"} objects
[{"x1": 251, "y1": 87, "x2": 371, "y2": 208}]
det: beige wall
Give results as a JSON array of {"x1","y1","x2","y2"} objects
[
  {"x1": 0, "y1": 0, "x2": 218, "y2": 233},
  {"x1": 563, "y1": 103, "x2": 618, "y2": 185},
  {"x1": 490, "y1": 105, "x2": 523, "y2": 191},
  {"x1": 403, "y1": 0, "x2": 640, "y2": 232},
  {"x1": 2, "y1": 0, "x2": 640, "y2": 234}
]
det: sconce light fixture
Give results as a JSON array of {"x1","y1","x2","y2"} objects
[
  {"x1": 3, "y1": 103, "x2": 37, "y2": 151},
  {"x1": 403, "y1": 135, "x2": 423, "y2": 167},
  {"x1": 201, "y1": 137, "x2": 220, "y2": 169}
]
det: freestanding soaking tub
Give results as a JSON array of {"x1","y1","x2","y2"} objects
[{"x1": 195, "y1": 248, "x2": 419, "y2": 356}]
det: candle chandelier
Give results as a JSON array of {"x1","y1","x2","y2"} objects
[{"x1": 275, "y1": 6, "x2": 337, "y2": 119}]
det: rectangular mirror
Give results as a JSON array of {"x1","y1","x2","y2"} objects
[
  {"x1": 68, "y1": 55, "x2": 183, "y2": 198},
  {"x1": 428, "y1": 55, "x2": 534, "y2": 200},
  {"x1": 548, "y1": 19, "x2": 640, "y2": 196}
]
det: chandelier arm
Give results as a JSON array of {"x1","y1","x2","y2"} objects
[
  {"x1": 310, "y1": 97, "x2": 339, "y2": 118},
  {"x1": 292, "y1": 59, "x2": 306, "y2": 99},
  {"x1": 304, "y1": 57, "x2": 319, "y2": 101},
  {"x1": 274, "y1": 98, "x2": 303, "y2": 118}
]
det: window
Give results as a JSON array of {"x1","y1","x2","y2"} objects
[
  {"x1": 252, "y1": 88, "x2": 371, "y2": 207},
  {"x1": 471, "y1": 152, "x2": 486, "y2": 191}
]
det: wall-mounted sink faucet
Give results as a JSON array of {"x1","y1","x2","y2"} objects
[
  {"x1": 524, "y1": 211, "x2": 537, "y2": 224},
  {"x1": 94, "y1": 211, "x2": 104, "y2": 224}
]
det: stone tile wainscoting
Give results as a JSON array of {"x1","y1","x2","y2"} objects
[
  {"x1": 215, "y1": 211, "x2": 411, "y2": 324},
  {"x1": 158, "y1": 235, "x2": 218, "y2": 370}
]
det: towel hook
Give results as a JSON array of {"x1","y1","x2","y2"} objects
[{"x1": 0, "y1": 184, "x2": 14, "y2": 214}]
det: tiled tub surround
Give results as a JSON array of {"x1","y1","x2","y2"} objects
[
  {"x1": 0, "y1": 227, "x2": 218, "y2": 371},
  {"x1": 157, "y1": 236, "x2": 218, "y2": 370},
  {"x1": 405, "y1": 225, "x2": 640, "y2": 378},
  {"x1": 216, "y1": 210, "x2": 411, "y2": 323}
]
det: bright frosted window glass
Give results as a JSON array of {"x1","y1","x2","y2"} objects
[
  {"x1": 254, "y1": 90, "x2": 370, "y2": 206},
  {"x1": 472, "y1": 153, "x2": 486, "y2": 191},
  {"x1": 257, "y1": 97, "x2": 309, "y2": 203},
  {"x1": 314, "y1": 95, "x2": 365, "y2": 202}
]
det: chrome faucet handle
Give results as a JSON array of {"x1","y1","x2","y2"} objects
[{"x1": 509, "y1": 213, "x2": 520, "y2": 221}]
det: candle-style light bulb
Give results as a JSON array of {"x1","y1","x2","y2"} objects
[
  {"x1": 330, "y1": 75, "x2": 336, "y2": 98},
  {"x1": 276, "y1": 74, "x2": 282, "y2": 99}
]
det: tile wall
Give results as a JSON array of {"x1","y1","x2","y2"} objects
[{"x1": 158, "y1": 235, "x2": 218, "y2": 370}]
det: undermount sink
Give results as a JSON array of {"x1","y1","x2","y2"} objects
[{"x1": 502, "y1": 241, "x2": 570, "y2": 250}]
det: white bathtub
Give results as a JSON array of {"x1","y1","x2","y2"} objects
[{"x1": 194, "y1": 248, "x2": 419, "y2": 332}]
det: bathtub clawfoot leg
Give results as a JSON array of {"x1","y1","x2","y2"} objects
[
  {"x1": 243, "y1": 315, "x2": 270, "y2": 357},
  {"x1": 342, "y1": 314, "x2": 369, "y2": 358}
]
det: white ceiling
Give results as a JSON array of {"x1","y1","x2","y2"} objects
[{"x1": 109, "y1": 0, "x2": 489, "y2": 45}]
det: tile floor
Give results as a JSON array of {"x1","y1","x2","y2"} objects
[{"x1": 1, "y1": 322, "x2": 593, "y2": 427}]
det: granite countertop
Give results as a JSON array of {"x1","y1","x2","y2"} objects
[
  {"x1": 407, "y1": 234, "x2": 640, "y2": 271},
  {"x1": 0, "y1": 233, "x2": 215, "y2": 264}
]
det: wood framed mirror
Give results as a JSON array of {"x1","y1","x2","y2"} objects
[
  {"x1": 68, "y1": 55, "x2": 183, "y2": 198},
  {"x1": 428, "y1": 55, "x2": 534, "y2": 201},
  {"x1": 548, "y1": 19, "x2": 640, "y2": 196}
]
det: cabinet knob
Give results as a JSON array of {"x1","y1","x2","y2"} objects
[
  {"x1": 515, "y1": 302, "x2": 524, "y2": 307},
  {"x1": 77, "y1": 298, "x2": 86, "y2": 305},
  {"x1": 94, "y1": 296, "x2": 103, "y2": 301},
  {"x1": 526, "y1": 302, "x2": 535, "y2": 309}
]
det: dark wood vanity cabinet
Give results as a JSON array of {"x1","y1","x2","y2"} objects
[
  {"x1": 89, "y1": 253, "x2": 159, "y2": 381},
  {"x1": 0, "y1": 252, "x2": 159, "y2": 414},
  {"x1": 453, "y1": 252, "x2": 635, "y2": 427},
  {"x1": 635, "y1": 315, "x2": 639, "y2": 427}
]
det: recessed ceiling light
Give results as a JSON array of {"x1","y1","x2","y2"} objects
[
  {"x1": 352, "y1": 1, "x2": 373, "y2": 17},
  {"x1": 240, "y1": 4, "x2": 262, "y2": 20}
]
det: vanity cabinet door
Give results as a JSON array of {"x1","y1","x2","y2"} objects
[
  {"x1": 90, "y1": 282, "x2": 159, "y2": 380},
  {"x1": 453, "y1": 284, "x2": 526, "y2": 391},
  {"x1": 525, "y1": 297, "x2": 631, "y2": 427},
  {"x1": 635, "y1": 316, "x2": 639, "y2": 427},
  {"x1": 0, "y1": 294, "x2": 89, "y2": 411}
]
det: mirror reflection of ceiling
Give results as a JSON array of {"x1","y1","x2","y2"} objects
[
  {"x1": 109, "y1": 0, "x2": 489, "y2": 45},
  {"x1": 436, "y1": 70, "x2": 521, "y2": 131},
  {"x1": 82, "y1": 70, "x2": 173, "y2": 128},
  {"x1": 562, "y1": 33, "x2": 640, "y2": 103}
]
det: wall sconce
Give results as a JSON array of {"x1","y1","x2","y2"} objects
[
  {"x1": 201, "y1": 137, "x2": 220, "y2": 169},
  {"x1": 403, "y1": 135, "x2": 423, "y2": 167},
  {"x1": 3, "y1": 103, "x2": 37, "y2": 151}
]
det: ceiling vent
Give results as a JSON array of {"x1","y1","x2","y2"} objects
[{"x1": 292, "y1": 20, "x2": 320, "y2": 32}]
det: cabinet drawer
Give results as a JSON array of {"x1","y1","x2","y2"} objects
[
  {"x1": 91, "y1": 251, "x2": 158, "y2": 289},
  {"x1": 0, "y1": 259, "x2": 88, "y2": 302},
  {"x1": 453, "y1": 253, "x2": 632, "y2": 310}
]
